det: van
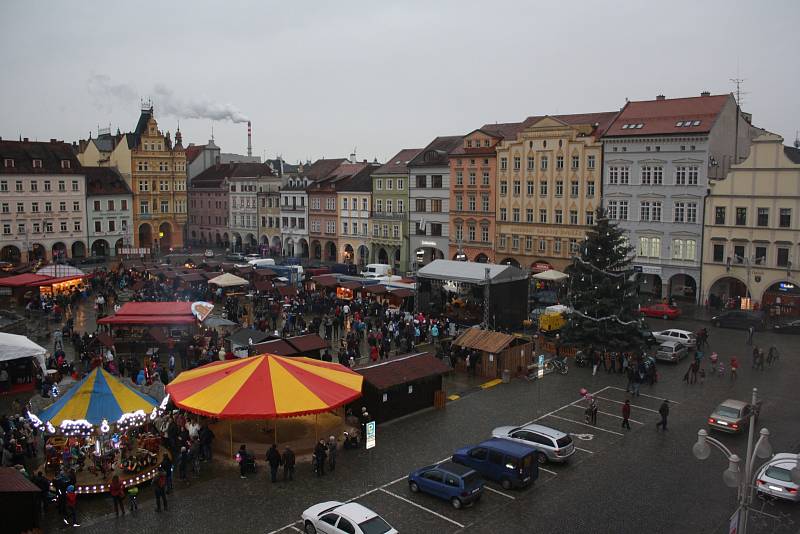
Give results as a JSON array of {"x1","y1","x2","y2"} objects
[
  {"x1": 362, "y1": 263, "x2": 392, "y2": 278},
  {"x1": 451, "y1": 438, "x2": 539, "y2": 490},
  {"x1": 248, "y1": 258, "x2": 276, "y2": 268}
]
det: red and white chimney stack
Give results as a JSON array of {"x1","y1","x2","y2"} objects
[{"x1": 247, "y1": 121, "x2": 252, "y2": 157}]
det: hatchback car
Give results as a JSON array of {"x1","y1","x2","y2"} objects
[
  {"x1": 756, "y1": 453, "x2": 800, "y2": 502},
  {"x1": 408, "y1": 461, "x2": 484, "y2": 509},
  {"x1": 711, "y1": 310, "x2": 766, "y2": 330},
  {"x1": 204, "y1": 249, "x2": 215, "y2": 258},
  {"x1": 301, "y1": 501, "x2": 397, "y2": 534},
  {"x1": 491, "y1": 424, "x2": 575, "y2": 464},
  {"x1": 640, "y1": 303, "x2": 682, "y2": 320},
  {"x1": 708, "y1": 399, "x2": 761, "y2": 434},
  {"x1": 652, "y1": 328, "x2": 697, "y2": 348},
  {"x1": 772, "y1": 319, "x2": 800, "y2": 335},
  {"x1": 655, "y1": 341, "x2": 688, "y2": 363}
]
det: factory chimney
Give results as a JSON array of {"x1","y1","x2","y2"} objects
[{"x1": 247, "y1": 121, "x2": 252, "y2": 157}]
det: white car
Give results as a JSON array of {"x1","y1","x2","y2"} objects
[
  {"x1": 204, "y1": 249, "x2": 215, "y2": 258},
  {"x1": 652, "y1": 328, "x2": 696, "y2": 348},
  {"x1": 756, "y1": 453, "x2": 800, "y2": 502},
  {"x1": 301, "y1": 501, "x2": 397, "y2": 534}
]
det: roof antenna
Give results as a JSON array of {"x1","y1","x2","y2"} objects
[
  {"x1": 211, "y1": 123, "x2": 214, "y2": 141},
  {"x1": 794, "y1": 131, "x2": 800, "y2": 149}
]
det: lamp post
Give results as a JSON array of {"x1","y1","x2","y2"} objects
[{"x1": 692, "y1": 387, "x2": 800, "y2": 533}]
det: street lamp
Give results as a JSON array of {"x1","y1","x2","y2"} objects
[{"x1": 692, "y1": 387, "x2": 783, "y2": 534}]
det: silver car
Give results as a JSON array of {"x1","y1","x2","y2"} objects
[
  {"x1": 491, "y1": 423, "x2": 575, "y2": 464},
  {"x1": 756, "y1": 454, "x2": 799, "y2": 502},
  {"x1": 655, "y1": 341, "x2": 688, "y2": 362},
  {"x1": 652, "y1": 328, "x2": 697, "y2": 348}
]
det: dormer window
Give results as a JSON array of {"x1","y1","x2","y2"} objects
[
  {"x1": 60, "y1": 160, "x2": 71, "y2": 169},
  {"x1": 32, "y1": 159, "x2": 42, "y2": 168},
  {"x1": 466, "y1": 140, "x2": 472, "y2": 148},
  {"x1": 3, "y1": 159, "x2": 14, "y2": 168}
]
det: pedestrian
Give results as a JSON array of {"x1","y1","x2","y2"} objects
[
  {"x1": 127, "y1": 485, "x2": 139, "y2": 512},
  {"x1": 64, "y1": 485, "x2": 79, "y2": 527},
  {"x1": 621, "y1": 399, "x2": 631, "y2": 430},
  {"x1": 160, "y1": 454, "x2": 174, "y2": 493},
  {"x1": 756, "y1": 348, "x2": 765, "y2": 371},
  {"x1": 282, "y1": 446, "x2": 295, "y2": 481},
  {"x1": 588, "y1": 397, "x2": 598, "y2": 425},
  {"x1": 154, "y1": 468, "x2": 168, "y2": 512},
  {"x1": 730, "y1": 357, "x2": 739, "y2": 381},
  {"x1": 690, "y1": 360, "x2": 699, "y2": 384},
  {"x1": 751, "y1": 346, "x2": 759, "y2": 369},
  {"x1": 178, "y1": 446, "x2": 188, "y2": 481},
  {"x1": 746, "y1": 325, "x2": 754, "y2": 345},
  {"x1": 313, "y1": 439, "x2": 327, "y2": 476},
  {"x1": 767, "y1": 346, "x2": 778, "y2": 366},
  {"x1": 327, "y1": 435, "x2": 337, "y2": 472},
  {"x1": 591, "y1": 351, "x2": 599, "y2": 376},
  {"x1": 656, "y1": 399, "x2": 670, "y2": 431},
  {"x1": 266, "y1": 444, "x2": 282, "y2": 483},
  {"x1": 710, "y1": 352, "x2": 718, "y2": 373},
  {"x1": 699, "y1": 367, "x2": 706, "y2": 385},
  {"x1": 110, "y1": 474, "x2": 125, "y2": 517},
  {"x1": 237, "y1": 444, "x2": 249, "y2": 479}
]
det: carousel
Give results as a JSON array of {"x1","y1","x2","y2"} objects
[{"x1": 28, "y1": 367, "x2": 168, "y2": 494}]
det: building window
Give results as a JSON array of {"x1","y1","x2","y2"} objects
[
  {"x1": 58, "y1": 180, "x2": 66, "y2": 192},
  {"x1": 415, "y1": 199, "x2": 426, "y2": 212},
  {"x1": 16, "y1": 202, "x2": 23, "y2": 213},
  {"x1": 735, "y1": 207, "x2": 747, "y2": 226},
  {"x1": 455, "y1": 196, "x2": 463, "y2": 211},
  {"x1": 556, "y1": 156, "x2": 564, "y2": 170},
  {"x1": 569, "y1": 210, "x2": 578, "y2": 225},
  {"x1": 59, "y1": 201, "x2": 66, "y2": 212},
  {"x1": 0, "y1": 181, "x2": 6, "y2": 192},
  {"x1": 160, "y1": 200, "x2": 169, "y2": 213},
  {"x1": 526, "y1": 181, "x2": 534, "y2": 195},
  {"x1": 510, "y1": 234, "x2": 519, "y2": 249},
  {"x1": 639, "y1": 237, "x2": 661, "y2": 258},
  {"x1": 512, "y1": 180, "x2": 520, "y2": 196},
  {"x1": 715, "y1": 206, "x2": 726, "y2": 225},
  {"x1": 94, "y1": 221, "x2": 102, "y2": 233},
  {"x1": 586, "y1": 181, "x2": 595, "y2": 198},
  {"x1": 499, "y1": 235, "x2": 507, "y2": 249},
  {"x1": 481, "y1": 172, "x2": 489, "y2": 186},
  {"x1": 455, "y1": 172, "x2": 462, "y2": 186},
  {"x1": 2, "y1": 224, "x2": 10, "y2": 235},
  {"x1": 754, "y1": 246, "x2": 767, "y2": 265},
  {"x1": 585, "y1": 211, "x2": 594, "y2": 225},
  {"x1": 93, "y1": 200, "x2": 101, "y2": 211},
  {"x1": 513, "y1": 156, "x2": 521, "y2": 171},
  {"x1": 540, "y1": 156, "x2": 548, "y2": 171},
  {"x1": 455, "y1": 224, "x2": 463, "y2": 241},
  {"x1": 526, "y1": 208, "x2": 534, "y2": 223},
  {"x1": 0, "y1": 203, "x2": 7, "y2": 213},
  {"x1": 397, "y1": 179, "x2": 404, "y2": 190},
  {"x1": 45, "y1": 221, "x2": 53, "y2": 233},
  {"x1": 553, "y1": 209, "x2": 562, "y2": 224},
  {"x1": 140, "y1": 200, "x2": 149, "y2": 214},
  {"x1": 481, "y1": 225, "x2": 489, "y2": 242},
  {"x1": 712, "y1": 243, "x2": 725, "y2": 262},
  {"x1": 342, "y1": 198, "x2": 348, "y2": 210},
  {"x1": 757, "y1": 208, "x2": 769, "y2": 227},
  {"x1": 587, "y1": 155, "x2": 596, "y2": 169},
  {"x1": 512, "y1": 208, "x2": 520, "y2": 222},
  {"x1": 500, "y1": 157, "x2": 508, "y2": 171},
  {"x1": 538, "y1": 238, "x2": 547, "y2": 252},
  {"x1": 432, "y1": 175, "x2": 443, "y2": 188},
  {"x1": 525, "y1": 236, "x2": 533, "y2": 250},
  {"x1": 499, "y1": 181, "x2": 508, "y2": 195},
  {"x1": 415, "y1": 176, "x2": 426, "y2": 188},
  {"x1": 31, "y1": 202, "x2": 39, "y2": 213},
  {"x1": 672, "y1": 239, "x2": 697, "y2": 260},
  {"x1": 429, "y1": 223, "x2": 442, "y2": 236},
  {"x1": 481, "y1": 194, "x2": 489, "y2": 212},
  {"x1": 468, "y1": 225, "x2": 476, "y2": 242},
  {"x1": 342, "y1": 221, "x2": 348, "y2": 234},
  {"x1": 386, "y1": 179, "x2": 393, "y2": 191},
  {"x1": 539, "y1": 209, "x2": 547, "y2": 224},
  {"x1": 45, "y1": 202, "x2": 52, "y2": 213},
  {"x1": 431, "y1": 199, "x2": 442, "y2": 212},
  {"x1": 468, "y1": 171, "x2": 476, "y2": 186},
  {"x1": 777, "y1": 247, "x2": 790, "y2": 267},
  {"x1": 540, "y1": 181, "x2": 548, "y2": 196},
  {"x1": 527, "y1": 156, "x2": 535, "y2": 170},
  {"x1": 571, "y1": 155, "x2": 580, "y2": 169},
  {"x1": 554, "y1": 239, "x2": 562, "y2": 254},
  {"x1": 499, "y1": 208, "x2": 507, "y2": 222},
  {"x1": 570, "y1": 181, "x2": 579, "y2": 197},
  {"x1": 555, "y1": 180, "x2": 563, "y2": 197},
  {"x1": 392, "y1": 224, "x2": 398, "y2": 238},
  {"x1": 467, "y1": 196, "x2": 475, "y2": 212},
  {"x1": 779, "y1": 208, "x2": 791, "y2": 228}
]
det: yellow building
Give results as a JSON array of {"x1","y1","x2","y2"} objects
[
  {"x1": 494, "y1": 113, "x2": 615, "y2": 272},
  {"x1": 702, "y1": 133, "x2": 800, "y2": 314},
  {"x1": 79, "y1": 104, "x2": 187, "y2": 251}
]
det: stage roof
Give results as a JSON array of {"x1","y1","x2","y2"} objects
[{"x1": 416, "y1": 260, "x2": 528, "y2": 285}]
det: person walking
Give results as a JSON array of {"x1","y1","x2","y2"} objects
[
  {"x1": 656, "y1": 399, "x2": 670, "y2": 431},
  {"x1": 64, "y1": 485, "x2": 79, "y2": 526},
  {"x1": 767, "y1": 346, "x2": 778, "y2": 366},
  {"x1": 689, "y1": 360, "x2": 699, "y2": 384},
  {"x1": 588, "y1": 397, "x2": 598, "y2": 425},
  {"x1": 266, "y1": 444, "x2": 282, "y2": 483},
  {"x1": 110, "y1": 475, "x2": 125, "y2": 517},
  {"x1": 282, "y1": 446, "x2": 295, "y2": 481},
  {"x1": 746, "y1": 325, "x2": 754, "y2": 345},
  {"x1": 154, "y1": 468, "x2": 168, "y2": 512},
  {"x1": 751, "y1": 346, "x2": 759, "y2": 369},
  {"x1": 621, "y1": 399, "x2": 631, "y2": 430},
  {"x1": 730, "y1": 357, "x2": 739, "y2": 381},
  {"x1": 313, "y1": 439, "x2": 327, "y2": 477},
  {"x1": 327, "y1": 435, "x2": 337, "y2": 472},
  {"x1": 756, "y1": 348, "x2": 765, "y2": 371}
]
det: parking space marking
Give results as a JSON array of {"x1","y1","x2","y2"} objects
[
  {"x1": 595, "y1": 396, "x2": 660, "y2": 413},
  {"x1": 545, "y1": 414, "x2": 625, "y2": 436},
  {"x1": 267, "y1": 523, "x2": 301, "y2": 534},
  {"x1": 564, "y1": 404, "x2": 644, "y2": 425},
  {"x1": 538, "y1": 466, "x2": 558, "y2": 475},
  {"x1": 288, "y1": 526, "x2": 302, "y2": 533},
  {"x1": 523, "y1": 385, "x2": 612, "y2": 427},
  {"x1": 378, "y1": 488, "x2": 465, "y2": 528},
  {"x1": 575, "y1": 446, "x2": 594, "y2": 454},
  {"x1": 607, "y1": 386, "x2": 679, "y2": 403},
  {"x1": 484, "y1": 486, "x2": 516, "y2": 500}
]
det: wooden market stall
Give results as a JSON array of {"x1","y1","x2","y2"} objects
[{"x1": 452, "y1": 327, "x2": 536, "y2": 379}]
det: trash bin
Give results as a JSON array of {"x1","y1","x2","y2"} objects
[{"x1": 502, "y1": 369, "x2": 511, "y2": 383}]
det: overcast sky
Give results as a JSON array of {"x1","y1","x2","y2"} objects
[{"x1": 1, "y1": 0, "x2": 798, "y2": 164}]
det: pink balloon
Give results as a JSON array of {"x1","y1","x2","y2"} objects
[{"x1": 579, "y1": 388, "x2": 588, "y2": 397}]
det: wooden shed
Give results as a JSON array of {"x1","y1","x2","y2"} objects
[
  {"x1": 0, "y1": 467, "x2": 42, "y2": 533},
  {"x1": 452, "y1": 327, "x2": 536, "y2": 378}
]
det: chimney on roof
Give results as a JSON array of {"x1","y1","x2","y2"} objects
[
  {"x1": 23, "y1": 137, "x2": 29, "y2": 142},
  {"x1": 700, "y1": 91, "x2": 711, "y2": 97},
  {"x1": 247, "y1": 121, "x2": 252, "y2": 158},
  {"x1": 656, "y1": 95, "x2": 666, "y2": 101},
  {"x1": 215, "y1": 155, "x2": 221, "y2": 169},
  {"x1": 50, "y1": 138, "x2": 57, "y2": 143}
]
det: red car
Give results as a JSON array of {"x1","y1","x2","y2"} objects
[{"x1": 640, "y1": 303, "x2": 681, "y2": 320}]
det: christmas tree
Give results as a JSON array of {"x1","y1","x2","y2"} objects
[{"x1": 561, "y1": 208, "x2": 646, "y2": 353}]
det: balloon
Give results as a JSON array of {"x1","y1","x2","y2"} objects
[{"x1": 579, "y1": 387, "x2": 588, "y2": 397}]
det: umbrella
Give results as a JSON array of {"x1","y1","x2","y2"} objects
[
  {"x1": 165, "y1": 354, "x2": 363, "y2": 419},
  {"x1": 37, "y1": 367, "x2": 157, "y2": 428},
  {"x1": 532, "y1": 269, "x2": 569, "y2": 282},
  {"x1": 208, "y1": 273, "x2": 249, "y2": 288}
]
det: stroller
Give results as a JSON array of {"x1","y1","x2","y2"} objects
[{"x1": 574, "y1": 351, "x2": 589, "y2": 368}]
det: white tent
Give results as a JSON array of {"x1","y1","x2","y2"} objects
[
  {"x1": 36, "y1": 264, "x2": 85, "y2": 278},
  {"x1": 208, "y1": 272, "x2": 249, "y2": 288},
  {"x1": 532, "y1": 269, "x2": 569, "y2": 282},
  {"x1": 0, "y1": 333, "x2": 47, "y2": 370}
]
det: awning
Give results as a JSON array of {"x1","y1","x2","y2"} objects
[
  {"x1": 227, "y1": 328, "x2": 271, "y2": 346},
  {"x1": 417, "y1": 259, "x2": 528, "y2": 285},
  {"x1": 253, "y1": 268, "x2": 277, "y2": 278},
  {"x1": 166, "y1": 355, "x2": 363, "y2": 419},
  {"x1": 0, "y1": 333, "x2": 47, "y2": 371},
  {"x1": 356, "y1": 352, "x2": 450, "y2": 390},
  {"x1": 251, "y1": 339, "x2": 296, "y2": 356},
  {"x1": 0, "y1": 274, "x2": 54, "y2": 288},
  {"x1": 208, "y1": 273, "x2": 249, "y2": 288},
  {"x1": 389, "y1": 288, "x2": 415, "y2": 299},
  {"x1": 202, "y1": 316, "x2": 237, "y2": 328},
  {"x1": 340, "y1": 281, "x2": 362, "y2": 290},
  {"x1": 532, "y1": 269, "x2": 569, "y2": 282},
  {"x1": 277, "y1": 286, "x2": 298, "y2": 296},
  {"x1": 363, "y1": 285, "x2": 388, "y2": 294},
  {"x1": 97, "y1": 302, "x2": 197, "y2": 325},
  {"x1": 453, "y1": 327, "x2": 516, "y2": 353},
  {"x1": 286, "y1": 334, "x2": 328, "y2": 353},
  {"x1": 312, "y1": 275, "x2": 339, "y2": 287}
]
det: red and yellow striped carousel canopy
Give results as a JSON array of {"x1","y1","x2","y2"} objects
[{"x1": 165, "y1": 354, "x2": 363, "y2": 419}]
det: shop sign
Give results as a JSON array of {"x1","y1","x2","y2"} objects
[
  {"x1": 639, "y1": 265, "x2": 662, "y2": 275},
  {"x1": 420, "y1": 240, "x2": 438, "y2": 247},
  {"x1": 366, "y1": 421, "x2": 376, "y2": 449},
  {"x1": 532, "y1": 262, "x2": 552, "y2": 273},
  {"x1": 778, "y1": 282, "x2": 795, "y2": 291}
]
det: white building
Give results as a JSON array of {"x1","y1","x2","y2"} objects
[
  {"x1": 228, "y1": 162, "x2": 275, "y2": 253},
  {"x1": 0, "y1": 139, "x2": 87, "y2": 263},
  {"x1": 85, "y1": 167, "x2": 134, "y2": 257},
  {"x1": 279, "y1": 176, "x2": 311, "y2": 257}
]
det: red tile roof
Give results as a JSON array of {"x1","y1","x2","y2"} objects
[
  {"x1": 356, "y1": 352, "x2": 450, "y2": 389},
  {"x1": 184, "y1": 144, "x2": 204, "y2": 163},
  {"x1": 374, "y1": 148, "x2": 423, "y2": 175},
  {"x1": 603, "y1": 94, "x2": 731, "y2": 137},
  {"x1": 85, "y1": 166, "x2": 133, "y2": 196},
  {"x1": 286, "y1": 334, "x2": 329, "y2": 353},
  {"x1": 252, "y1": 339, "x2": 296, "y2": 356},
  {"x1": 0, "y1": 467, "x2": 41, "y2": 493}
]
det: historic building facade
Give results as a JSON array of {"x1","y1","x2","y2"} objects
[
  {"x1": 85, "y1": 167, "x2": 133, "y2": 258},
  {"x1": 0, "y1": 140, "x2": 87, "y2": 263},
  {"x1": 227, "y1": 163, "x2": 274, "y2": 253},
  {"x1": 602, "y1": 93, "x2": 760, "y2": 302},
  {"x1": 338, "y1": 165, "x2": 378, "y2": 267},
  {"x1": 408, "y1": 136, "x2": 462, "y2": 268},
  {"x1": 187, "y1": 164, "x2": 230, "y2": 249},
  {"x1": 371, "y1": 148, "x2": 418, "y2": 273},
  {"x1": 702, "y1": 133, "x2": 800, "y2": 313},
  {"x1": 495, "y1": 113, "x2": 615, "y2": 271}
]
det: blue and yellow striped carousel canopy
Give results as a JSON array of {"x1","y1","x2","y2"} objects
[{"x1": 38, "y1": 367, "x2": 157, "y2": 427}]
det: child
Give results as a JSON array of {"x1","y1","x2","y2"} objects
[
  {"x1": 127, "y1": 485, "x2": 139, "y2": 511},
  {"x1": 710, "y1": 352, "x2": 718, "y2": 373}
]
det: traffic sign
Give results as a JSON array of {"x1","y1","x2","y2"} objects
[
  {"x1": 538, "y1": 354, "x2": 545, "y2": 378},
  {"x1": 366, "y1": 420, "x2": 376, "y2": 450}
]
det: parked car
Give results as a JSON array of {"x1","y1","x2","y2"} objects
[
  {"x1": 655, "y1": 341, "x2": 688, "y2": 363},
  {"x1": 491, "y1": 423, "x2": 575, "y2": 464},
  {"x1": 639, "y1": 327, "x2": 658, "y2": 347},
  {"x1": 756, "y1": 453, "x2": 800, "y2": 502},
  {"x1": 0, "y1": 261, "x2": 14, "y2": 272},
  {"x1": 772, "y1": 319, "x2": 800, "y2": 335},
  {"x1": 640, "y1": 303, "x2": 681, "y2": 320},
  {"x1": 711, "y1": 310, "x2": 766, "y2": 330},
  {"x1": 226, "y1": 253, "x2": 246, "y2": 262},
  {"x1": 408, "y1": 461, "x2": 484, "y2": 509},
  {"x1": 708, "y1": 399, "x2": 761, "y2": 434},
  {"x1": 652, "y1": 328, "x2": 697, "y2": 348},
  {"x1": 301, "y1": 501, "x2": 397, "y2": 534},
  {"x1": 204, "y1": 249, "x2": 215, "y2": 258},
  {"x1": 452, "y1": 438, "x2": 539, "y2": 490}
]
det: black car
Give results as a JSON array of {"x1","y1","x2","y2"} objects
[
  {"x1": 711, "y1": 310, "x2": 766, "y2": 330},
  {"x1": 772, "y1": 319, "x2": 800, "y2": 334}
]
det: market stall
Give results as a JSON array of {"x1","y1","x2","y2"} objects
[
  {"x1": 30, "y1": 367, "x2": 165, "y2": 494},
  {"x1": 0, "y1": 333, "x2": 46, "y2": 394}
]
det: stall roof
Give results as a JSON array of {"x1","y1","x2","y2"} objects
[
  {"x1": 363, "y1": 285, "x2": 388, "y2": 294},
  {"x1": 340, "y1": 281, "x2": 362, "y2": 290},
  {"x1": 208, "y1": 273, "x2": 249, "y2": 287},
  {"x1": 0, "y1": 467, "x2": 41, "y2": 493},
  {"x1": 312, "y1": 274, "x2": 339, "y2": 287},
  {"x1": 227, "y1": 328, "x2": 271, "y2": 346},
  {"x1": 356, "y1": 352, "x2": 450, "y2": 390},
  {"x1": 277, "y1": 286, "x2": 298, "y2": 296},
  {"x1": 453, "y1": 327, "x2": 516, "y2": 353},
  {"x1": 179, "y1": 273, "x2": 207, "y2": 283},
  {"x1": 417, "y1": 260, "x2": 528, "y2": 285},
  {"x1": 253, "y1": 279, "x2": 274, "y2": 292},
  {"x1": 96, "y1": 302, "x2": 197, "y2": 325},
  {"x1": 286, "y1": 334, "x2": 328, "y2": 353},
  {"x1": 252, "y1": 339, "x2": 296, "y2": 356},
  {"x1": 0, "y1": 273, "x2": 51, "y2": 287},
  {"x1": 36, "y1": 265, "x2": 85, "y2": 278},
  {"x1": 253, "y1": 268, "x2": 276, "y2": 278},
  {"x1": 235, "y1": 266, "x2": 254, "y2": 275},
  {"x1": 27, "y1": 275, "x2": 85, "y2": 287},
  {"x1": 202, "y1": 271, "x2": 220, "y2": 279},
  {"x1": 0, "y1": 333, "x2": 46, "y2": 371},
  {"x1": 389, "y1": 288, "x2": 415, "y2": 299}
]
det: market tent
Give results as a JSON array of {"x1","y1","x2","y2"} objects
[
  {"x1": 166, "y1": 354, "x2": 363, "y2": 419},
  {"x1": 203, "y1": 316, "x2": 237, "y2": 328},
  {"x1": 417, "y1": 259, "x2": 528, "y2": 285},
  {"x1": 208, "y1": 273, "x2": 249, "y2": 288},
  {"x1": 37, "y1": 367, "x2": 157, "y2": 427},
  {"x1": 0, "y1": 333, "x2": 46, "y2": 371},
  {"x1": 36, "y1": 265, "x2": 85, "y2": 278},
  {"x1": 0, "y1": 274, "x2": 52, "y2": 287},
  {"x1": 532, "y1": 269, "x2": 569, "y2": 282},
  {"x1": 97, "y1": 301, "x2": 197, "y2": 326}
]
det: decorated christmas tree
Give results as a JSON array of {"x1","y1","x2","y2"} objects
[{"x1": 561, "y1": 208, "x2": 646, "y2": 353}]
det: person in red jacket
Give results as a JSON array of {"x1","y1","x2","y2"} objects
[
  {"x1": 621, "y1": 399, "x2": 631, "y2": 430},
  {"x1": 110, "y1": 474, "x2": 125, "y2": 517},
  {"x1": 730, "y1": 357, "x2": 739, "y2": 381},
  {"x1": 64, "y1": 485, "x2": 79, "y2": 526}
]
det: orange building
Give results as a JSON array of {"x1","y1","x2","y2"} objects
[{"x1": 448, "y1": 123, "x2": 525, "y2": 262}]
